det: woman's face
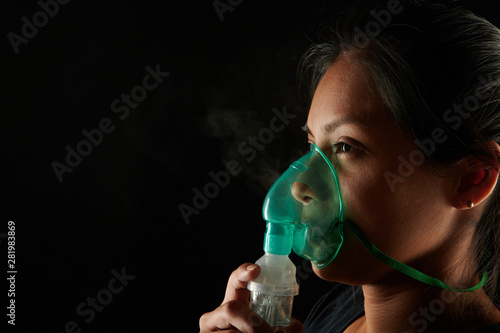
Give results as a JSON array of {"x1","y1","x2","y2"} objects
[{"x1": 305, "y1": 54, "x2": 458, "y2": 283}]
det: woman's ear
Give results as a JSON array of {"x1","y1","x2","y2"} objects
[{"x1": 452, "y1": 142, "x2": 500, "y2": 210}]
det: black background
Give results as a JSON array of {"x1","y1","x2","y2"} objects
[{"x1": 3, "y1": 1, "x2": 500, "y2": 332}]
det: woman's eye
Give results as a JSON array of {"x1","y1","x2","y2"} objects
[{"x1": 334, "y1": 142, "x2": 353, "y2": 154}]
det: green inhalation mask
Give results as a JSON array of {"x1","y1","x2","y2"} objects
[
  {"x1": 262, "y1": 143, "x2": 344, "y2": 268},
  {"x1": 261, "y1": 143, "x2": 487, "y2": 291}
]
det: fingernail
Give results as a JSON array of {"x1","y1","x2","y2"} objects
[{"x1": 246, "y1": 264, "x2": 259, "y2": 271}]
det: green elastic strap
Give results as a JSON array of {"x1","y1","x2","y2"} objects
[{"x1": 343, "y1": 221, "x2": 488, "y2": 292}]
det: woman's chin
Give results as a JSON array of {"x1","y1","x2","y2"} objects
[{"x1": 310, "y1": 242, "x2": 392, "y2": 285}]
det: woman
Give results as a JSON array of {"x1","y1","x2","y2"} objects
[{"x1": 199, "y1": 1, "x2": 500, "y2": 332}]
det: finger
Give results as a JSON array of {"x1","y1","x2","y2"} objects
[
  {"x1": 289, "y1": 316, "x2": 303, "y2": 333},
  {"x1": 223, "y1": 263, "x2": 261, "y2": 305},
  {"x1": 200, "y1": 300, "x2": 272, "y2": 333}
]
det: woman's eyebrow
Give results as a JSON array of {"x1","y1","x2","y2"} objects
[
  {"x1": 323, "y1": 118, "x2": 368, "y2": 133},
  {"x1": 301, "y1": 118, "x2": 368, "y2": 136}
]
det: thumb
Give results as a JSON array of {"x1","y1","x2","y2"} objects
[{"x1": 223, "y1": 263, "x2": 261, "y2": 305}]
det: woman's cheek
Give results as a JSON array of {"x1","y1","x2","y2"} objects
[
  {"x1": 338, "y1": 163, "x2": 414, "y2": 262},
  {"x1": 311, "y1": 179, "x2": 381, "y2": 271}
]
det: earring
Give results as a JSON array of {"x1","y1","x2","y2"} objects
[{"x1": 467, "y1": 200, "x2": 474, "y2": 208}]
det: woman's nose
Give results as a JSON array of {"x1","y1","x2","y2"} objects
[{"x1": 290, "y1": 181, "x2": 314, "y2": 205}]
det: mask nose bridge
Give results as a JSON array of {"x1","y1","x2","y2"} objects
[
  {"x1": 289, "y1": 154, "x2": 316, "y2": 206},
  {"x1": 293, "y1": 148, "x2": 332, "y2": 201}
]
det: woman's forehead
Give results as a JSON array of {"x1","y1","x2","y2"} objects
[{"x1": 307, "y1": 56, "x2": 386, "y2": 133}]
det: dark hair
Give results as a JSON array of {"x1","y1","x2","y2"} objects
[{"x1": 299, "y1": 0, "x2": 500, "y2": 306}]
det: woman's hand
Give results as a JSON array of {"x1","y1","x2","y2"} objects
[{"x1": 199, "y1": 263, "x2": 303, "y2": 333}]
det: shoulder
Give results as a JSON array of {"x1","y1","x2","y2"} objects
[
  {"x1": 475, "y1": 323, "x2": 500, "y2": 333},
  {"x1": 303, "y1": 283, "x2": 364, "y2": 333}
]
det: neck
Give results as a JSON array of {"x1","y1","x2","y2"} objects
[
  {"x1": 359, "y1": 248, "x2": 500, "y2": 332},
  {"x1": 361, "y1": 281, "x2": 498, "y2": 332}
]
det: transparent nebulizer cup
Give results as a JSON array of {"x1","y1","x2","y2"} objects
[
  {"x1": 247, "y1": 223, "x2": 299, "y2": 332},
  {"x1": 247, "y1": 253, "x2": 298, "y2": 331}
]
